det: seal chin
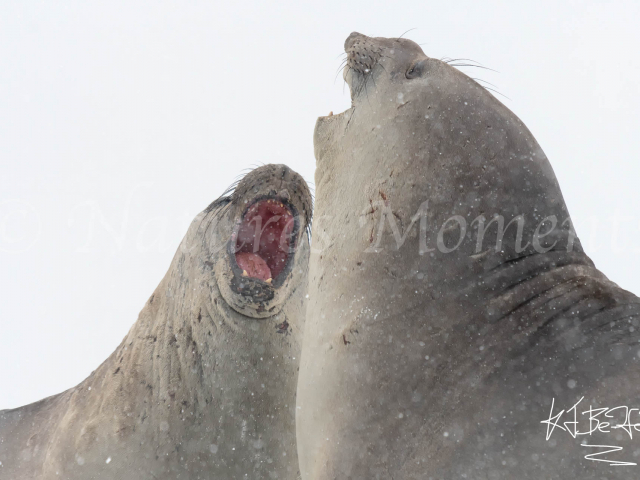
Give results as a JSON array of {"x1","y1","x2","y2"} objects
[
  {"x1": 215, "y1": 195, "x2": 302, "y2": 318},
  {"x1": 314, "y1": 112, "x2": 347, "y2": 158}
]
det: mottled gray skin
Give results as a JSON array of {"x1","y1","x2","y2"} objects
[
  {"x1": 297, "y1": 33, "x2": 640, "y2": 479},
  {"x1": 0, "y1": 164, "x2": 311, "y2": 480}
]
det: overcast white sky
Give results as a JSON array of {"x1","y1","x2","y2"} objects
[{"x1": 1, "y1": 0, "x2": 639, "y2": 409}]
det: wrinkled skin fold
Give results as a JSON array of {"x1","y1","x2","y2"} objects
[
  {"x1": 0, "y1": 164, "x2": 312, "y2": 480},
  {"x1": 297, "y1": 32, "x2": 640, "y2": 479}
]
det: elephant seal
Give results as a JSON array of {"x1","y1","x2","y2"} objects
[
  {"x1": 297, "y1": 32, "x2": 640, "y2": 479},
  {"x1": 0, "y1": 164, "x2": 312, "y2": 479}
]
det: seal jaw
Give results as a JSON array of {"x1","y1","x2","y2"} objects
[{"x1": 215, "y1": 193, "x2": 305, "y2": 318}]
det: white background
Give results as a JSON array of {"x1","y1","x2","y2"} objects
[{"x1": 1, "y1": 0, "x2": 639, "y2": 408}]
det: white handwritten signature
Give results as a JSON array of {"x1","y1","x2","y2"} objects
[{"x1": 541, "y1": 397, "x2": 640, "y2": 466}]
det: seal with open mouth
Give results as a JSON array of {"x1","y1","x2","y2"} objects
[
  {"x1": 297, "y1": 32, "x2": 640, "y2": 478},
  {"x1": 0, "y1": 164, "x2": 312, "y2": 479}
]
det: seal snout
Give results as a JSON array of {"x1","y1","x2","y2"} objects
[
  {"x1": 342, "y1": 32, "x2": 384, "y2": 102},
  {"x1": 344, "y1": 31, "x2": 364, "y2": 51}
]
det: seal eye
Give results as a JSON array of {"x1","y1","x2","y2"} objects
[{"x1": 406, "y1": 60, "x2": 425, "y2": 79}]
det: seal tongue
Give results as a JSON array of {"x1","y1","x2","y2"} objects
[
  {"x1": 236, "y1": 252, "x2": 272, "y2": 281},
  {"x1": 235, "y1": 199, "x2": 294, "y2": 282}
]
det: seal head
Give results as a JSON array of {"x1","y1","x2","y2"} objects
[{"x1": 214, "y1": 164, "x2": 312, "y2": 317}]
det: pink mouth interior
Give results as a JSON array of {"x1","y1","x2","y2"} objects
[{"x1": 235, "y1": 199, "x2": 294, "y2": 282}]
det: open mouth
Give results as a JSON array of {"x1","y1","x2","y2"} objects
[
  {"x1": 233, "y1": 198, "x2": 296, "y2": 284},
  {"x1": 320, "y1": 66, "x2": 356, "y2": 121}
]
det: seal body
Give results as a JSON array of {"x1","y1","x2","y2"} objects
[
  {"x1": 296, "y1": 33, "x2": 640, "y2": 479},
  {"x1": 0, "y1": 164, "x2": 312, "y2": 480}
]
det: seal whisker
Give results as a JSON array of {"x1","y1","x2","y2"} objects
[
  {"x1": 349, "y1": 67, "x2": 358, "y2": 99},
  {"x1": 477, "y1": 84, "x2": 510, "y2": 100},
  {"x1": 361, "y1": 73, "x2": 373, "y2": 108},
  {"x1": 343, "y1": 66, "x2": 353, "y2": 95},
  {"x1": 470, "y1": 78, "x2": 510, "y2": 100},
  {"x1": 448, "y1": 63, "x2": 499, "y2": 73},
  {"x1": 334, "y1": 61, "x2": 348, "y2": 84},
  {"x1": 369, "y1": 71, "x2": 377, "y2": 90},
  {"x1": 375, "y1": 62, "x2": 389, "y2": 76},
  {"x1": 443, "y1": 57, "x2": 486, "y2": 65},
  {"x1": 396, "y1": 28, "x2": 417, "y2": 40},
  {"x1": 470, "y1": 77, "x2": 500, "y2": 89},
  {"x1": 344, "y1": 106, "x2": 356, "y2": 132},
  {"x1": 202, "y1": 200, "x2": 232, "y2": 249},
  {"x1": 204, "y1": 195, "x2": 231, "y2": 215}
]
